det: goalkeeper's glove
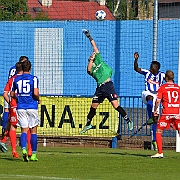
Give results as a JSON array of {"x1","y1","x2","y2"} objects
[
  {"x1": 82, "y1": 29, "x2": 93, "y2": 41},
  {"x1": 134, "y1": 52, "x2": 139, "y2": 60}
]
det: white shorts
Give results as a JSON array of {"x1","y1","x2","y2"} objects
[
  {"x1": 17, "y1": 109, "x2": 40, "y2": 128},
  {"x1": 141, "y1": 90, "x2": 159, "y2": 114},
  {"x1": 4, "y1": 99, "x2": 10, "y2": 109}
]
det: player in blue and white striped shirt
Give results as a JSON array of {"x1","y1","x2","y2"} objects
[{"x1": 134, "y1": 52, "x2": 165, "y2": 150}]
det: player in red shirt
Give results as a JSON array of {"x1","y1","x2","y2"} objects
[
  {"x1": 3, "y1": 62, "x2": 23, "y2": 158},
  {"x1": 2, "y1": 62, "x2": 32, "y2": 158},
  {"x1": 151, "y1": 70, "x2": 180, "y2": 158},
  {"x1": 0, "y1": 56, "x2": 32, "y2": 154}
]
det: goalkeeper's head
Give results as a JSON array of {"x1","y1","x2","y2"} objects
[{"x1": 150, "y1": 61, "x2": 161, "y2": 74}]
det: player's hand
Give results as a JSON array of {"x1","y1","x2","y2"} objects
[
  {"x1": 134, "y1": 52, "x2": 139, "y2": 60},
  {"x1": 154, "y1": 111, "x2": 158, "y2": 117},
  {"x1": 82, "y1": 29, "x2": 90, "y2": 38}
]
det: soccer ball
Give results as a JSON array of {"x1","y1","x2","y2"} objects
[{"x1": 95, "y1": 10, "x2": 106, "y2": 21}]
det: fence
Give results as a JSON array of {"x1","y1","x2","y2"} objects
[
  {"x1": 0, "y1": 1, "x2": 179, "y2": 145},
  {"x1": 0, "y1": 95, "x2": 176, "y2": 138}
]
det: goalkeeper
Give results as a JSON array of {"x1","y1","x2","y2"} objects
[{"x1": 80, "y1": 30, "x2": 133, "y2": 134}]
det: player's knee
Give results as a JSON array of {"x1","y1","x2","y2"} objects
[
  {"x1": 4, "y1": 108, "x2": 9, "y2": 112},
  {"x1": 153, "y1": 116, "x2": 158, "y2": 124},
  {"x1": 156, "y1": 129, "x2": 163, "y2": 133},
  {"x1": 146, "y1": 95, "x2": 153, "y2": 102}
]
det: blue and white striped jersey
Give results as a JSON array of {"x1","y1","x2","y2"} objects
[
  {"x1": 141, "y1": 69, "x2": 165, "y2": 93},
  {"x1": 8, "y1": 65, "x2": 17, "y2": 79}
]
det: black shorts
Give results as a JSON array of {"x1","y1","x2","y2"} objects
[{"x1": 92, "y1": 81, "x2": 118, "y2": 103}]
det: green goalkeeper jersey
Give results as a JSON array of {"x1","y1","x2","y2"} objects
[{"x1": 90, "y1": 53, "x2": 113, "y2": 85}]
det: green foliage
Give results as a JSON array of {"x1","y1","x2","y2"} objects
[
  {"x1": 106, "y1": 0, "x2": 128, "y2": 20},
  {"x1": 0, "y1": 0, "x2": 31, "y2": 20},
  {"x1": 106, "y1": 0, "x2": 152, "y2": 20},
  {"x1": 0, "y1": 0, "x2": 50, "y2": 21},
  {"x1": 118, "y1": 0, "x2": 127, "y2": 20},
  {"x1": 33, "y1": 12, "x2": 49, "y2": 21},
  {"x1": 129, "y1": 6, "x2": 136, "y2": 20}
]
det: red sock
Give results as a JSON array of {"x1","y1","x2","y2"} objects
[
  {"x1": 1, "y1": 130, "x2": 9, "y2": 143},
  {"x1": 27, "y1": 129, "x2": 32, "y2": 155},
  {"x1": 156, "y1": 132, "x2": 162, "y2": 154},
  {"x1": 9, "y1": 130, "x2": 16, "y2": 152}
]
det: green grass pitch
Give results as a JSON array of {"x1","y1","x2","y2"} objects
[{"x1": 0, "y1": 146, "x2": 180, "y2": 180}]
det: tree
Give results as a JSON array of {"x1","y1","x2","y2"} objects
[
  {"x1": 106, "y1": 0, "x2": 153, "y2": 20},
  {"x1": 33, "y1": 12, "x2": 49, "y2": 21},
  {"x1": 106, "y1": 0, "x2": 129, "y2": 20},
  {"x1": 0, "y1": 0, "x2": 31, "y2": 20}
]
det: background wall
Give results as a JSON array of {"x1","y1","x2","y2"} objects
[{"x1": 0, "y1": 20, "x2": 179, "y2": 96}]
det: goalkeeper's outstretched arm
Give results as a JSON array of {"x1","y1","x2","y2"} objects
[
  {"x1": 83, "y1": 29, "x2": 99, "y2": 53},
  {"x1": 90, "y1": 40, "x2": 99, "y2": 54}
]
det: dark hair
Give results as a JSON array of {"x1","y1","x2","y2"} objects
[
  {"x1": 22, "y1": 60, "x2": 31, "y2": 72},
  {"x1": 165, "y1": 70, "x2": 174, "y2": 80},
  {"x1": 151, "y1": 61, "x2": 161, "y2": 70},
  {"x1": 15, "y1": 62, "x2": 23, "y2": 73},
  {"x1": 19, "y1": 56, "x2": 29, "y2": 62}
]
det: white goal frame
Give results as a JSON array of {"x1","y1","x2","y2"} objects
[{"x1": 176, "y1": 41, "x2": 180, "y2": 152}]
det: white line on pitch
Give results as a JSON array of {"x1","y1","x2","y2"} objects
[{"x1": 0, "y1": 174, "x2": 75, "y2": 180}]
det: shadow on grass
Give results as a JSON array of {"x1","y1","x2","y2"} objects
[
  {"x1": 39, "y1": 149, "x2": 83, "y2": 154},
  {"x1": 99, "y1": 151, "x2": 151, "y2": 157},
  {"x1": 0, "y1": 156, "x2": 22, "y2": 161}
]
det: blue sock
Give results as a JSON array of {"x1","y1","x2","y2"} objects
[
  {"x1": 2, "y1": 112, "x2": 9, "y2": 129},
  {"x1": 31, "y1": 134, "x2": 38, "y2": 153},
  {"x1": 20, "y1": 132, "x2": 27, "y2": 150},
  {"x1": 152, "y1": 124, "x2": 157, "y2": 141},
  {"x1": 147, "y1": 100, "x2": 153, "y2": 118}
]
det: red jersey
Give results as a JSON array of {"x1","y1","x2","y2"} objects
[
  {"x1": 4, "y1": 74, "x2": 18, "y2": 107},
  {"x1": 157, "y1": 82, "x2": 180, "y2": 115}
]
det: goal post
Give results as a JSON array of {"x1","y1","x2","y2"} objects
[{"x1": 176, "y1": 41, "x2": 180, "y2": 152}]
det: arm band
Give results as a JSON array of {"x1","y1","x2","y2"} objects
[{"x1": 88, "y1": 36, "x2": 93, "y2": 42}]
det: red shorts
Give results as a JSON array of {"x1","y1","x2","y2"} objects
[
  {"x1": 9, "y1": 107, "x2": 18, "y2": 125},
  {"x1": 157, "y1": 115, "x2": 180, "y2": 130}
]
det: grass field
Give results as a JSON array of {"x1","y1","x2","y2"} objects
[{"x1": 0, "y1": 146, "x2": 180, "y2": 180}]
